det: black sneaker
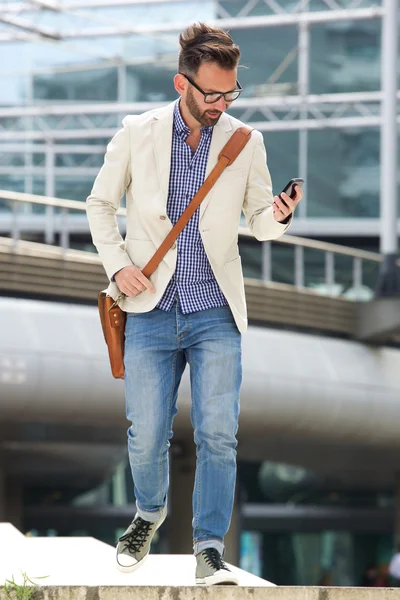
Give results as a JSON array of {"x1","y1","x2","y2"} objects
[
  {"x1": 116, "y1": 511, "x2": 166, "y2": 573},
  {"x1": 195, "y1": 547, "x2": 239, "y2": 586}
]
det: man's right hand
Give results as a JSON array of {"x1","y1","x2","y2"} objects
[{"x1": 114, "y1": 265, "x2": 155, "y2": 297}]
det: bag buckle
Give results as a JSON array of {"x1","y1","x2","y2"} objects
[{"x1": 108, "y1": 293, "x2": 125, "y2": 312}]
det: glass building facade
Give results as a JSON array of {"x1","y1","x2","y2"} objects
[
  {"x1": 0, "y1": 0, "x2": 399, "y2": 586},
  {"x1": 0, "y1": 0, "x2": 398, "y2": 237}
]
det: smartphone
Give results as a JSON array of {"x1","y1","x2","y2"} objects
[{"x1": 279, "y1": 178, "x2": 304, "y2": 206}]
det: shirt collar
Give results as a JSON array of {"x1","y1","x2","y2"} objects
[{"x1": 174, "y1": 99, "x2": 213, "y2": 140}]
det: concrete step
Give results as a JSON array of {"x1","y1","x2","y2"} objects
[
  {"x1": 1, "y1": 523, "x2": 399, "y2": 598},
  {"x1": 0, "y1": 522, "x2": 271, "y2": 588}
]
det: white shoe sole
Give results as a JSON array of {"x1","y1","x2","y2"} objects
[
  {"x1": 116, "y1": 551, "x2": 149, "y2": 574},
  {"x1": 196, "y1": 571, "x2": 239, "y2": 586},
  {"x1": 116, "y1": 511, "x2": 166, "y2": 574}
]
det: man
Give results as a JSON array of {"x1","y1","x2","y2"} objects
[{"x1": 86, "y1": 22, "x2": 302, "y2": 586}]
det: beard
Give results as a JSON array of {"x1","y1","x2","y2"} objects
[{"x1": 185, "y1": 86, "x2": 223, "y2": 127}]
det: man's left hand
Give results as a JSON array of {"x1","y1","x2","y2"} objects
[{"x1": 273, "y1": 185, "x2": 303, "y2": 223}]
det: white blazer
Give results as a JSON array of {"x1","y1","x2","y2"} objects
[{"x1": 86, "y1": 101, "x2": 291, "y2": 333}]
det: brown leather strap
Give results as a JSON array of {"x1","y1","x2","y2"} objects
[{"x1": 141, "y1": 125, "x2": 253, "y2": 278}]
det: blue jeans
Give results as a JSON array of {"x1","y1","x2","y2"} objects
[{"x1": 123, "y1": 301, "x2": 242, "y2": 556}]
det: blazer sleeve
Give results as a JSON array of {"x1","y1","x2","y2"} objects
[
  {"x1": 242, "y1": 130, "x2": 292, "y2": 241},
  {"x1": 86, "y1": 116, "x2": 134, "y2": 281}
]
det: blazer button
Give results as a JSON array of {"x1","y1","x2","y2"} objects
[
  {"x1": 172, "y1": 243, "x2": 176, "y2": 249},
  {"x1": 159, "y1": 215, "x2": 166, "y2": 220}
]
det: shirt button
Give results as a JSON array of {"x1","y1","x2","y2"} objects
[{"x1": 159, "y1": 215, "x2": 166, "y2": 220}]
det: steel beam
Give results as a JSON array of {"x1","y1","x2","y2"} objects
[
  {"x1": 0, "y1": 144, "x2": 105, "y2": 153},
  {"x1": 1, "y1": 0, "x2": 193, "y2": 11},
  {"x1": 0, "y1": 91, "x2": 396, "y2": 118},
  {"x1": 0, "y1": 5, "x2": 385, "y2": 42},
  {"x1": 59, "y1": 8, "x2": 385, "y2": 39},
  {"x1": 1, "y1": 115, "x2": 399, "y2": 142},
  {"x1": 0, "y1": 166, "x2": 99, "y2": 176},
  {"x1": 0, "y1": 13, "x2": 60, "y2": 40}
]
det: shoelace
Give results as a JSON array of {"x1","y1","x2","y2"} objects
[
  {"x1": 118, "y1": 517, "x2": 152, "y2": 554},
  {"x1": 202, "y1": 548, "x2": 229, "y2": 572}
]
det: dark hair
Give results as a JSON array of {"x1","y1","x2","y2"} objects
[{"x1": 178, "y1": 22, "x2": 240, "y2": 76}]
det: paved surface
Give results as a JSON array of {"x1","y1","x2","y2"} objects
[
  {"x1": 0, "y1": 523, "x2": 272, "y2": 587},
  {"x1": 2, "y1": 523, "x2": 400, "y2": 598}
]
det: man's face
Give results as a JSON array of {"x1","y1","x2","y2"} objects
[{"x1": 182, "y1": 62, "x2": 237, "y2": 127}]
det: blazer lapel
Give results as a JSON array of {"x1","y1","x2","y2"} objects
[
  {"x1": 200, "y1": 112, "x2": 233, "y2": 220},
  {"x1": 151, "y1": 102, "x2": 175, "y2": 207}
]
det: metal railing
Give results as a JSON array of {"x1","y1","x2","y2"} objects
[{"x1": 0, "y1": 189, "x2": 385, "y2": 301}]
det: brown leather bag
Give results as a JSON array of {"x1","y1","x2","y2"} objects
[{"x1": 98, "y1": 125, "x2": 253, "y2": 379}]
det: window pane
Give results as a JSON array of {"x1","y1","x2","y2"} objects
[
  {"x1": 229, "y1": 27, "x2": 298, "y2": 97},
  {"x1": 56, "y1": 153, "x2": 103, "y2": 169},
  {"x1": 239, "y1": 238, "x2": 262, "y2": 279},
  {"x1": 261, "y1": 132, "x2": 300, "y2": 196},
  {"x1": 304, "y1": 247, "x2": 325, "y2": 291},
  {"x1": 220, "y1": 0, "x2": 375, "y2": 15},
  {"x1": 55, "y1": 177, "x2": 93, "y2": 202},
  {"x1": 362, "y1": 260, "x2": 380, "y2": 294},
  {"x1": 310, "y1": 21, "x2": 380, "y2": 94},
  {"x1": 308, "y1": 129, "x2": 380, "y2": 218},
  {"x1": 334, "y1": 254, "x2": 354, "y2": 297},
  {"x1": 34, "y1": 68, "x2": 118, "y2": 102},
  {"x1": 0, "y1": 176, "x2": 44, "y2": 195},
  {"x1": 126, "y1": 64, "x2": 177, "y2": 103},
  {"x1": 272, "y1": 244, "x2": 295, "y2": 285},
  {"x1": 0, "y1": 177, "x2": 45, "y2": 213}
]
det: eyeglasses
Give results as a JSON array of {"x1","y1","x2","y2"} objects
[{"x1": 179, "y1": 72, "x2": 243, "y2": 104}]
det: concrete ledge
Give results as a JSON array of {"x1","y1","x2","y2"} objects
[
  {"x1": 2, "y1": 586, "x2": 400, "y2": 599},
  {"x1": 1, "y1": 525, "x2": 400, "y2": 598},
  {"x1": 356, "y1": 298, "x2": 400, "y2": 342},
  {"x1": 0, "y1": 236, "x2": 357, "y2": 337},
  {"x1": 0, "y1": 523, "x2": 271, "y2": 588}
]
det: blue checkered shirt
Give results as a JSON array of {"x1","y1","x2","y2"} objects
[{"x1": 156, "y1": 100, "x2": 228, "y2": 314}]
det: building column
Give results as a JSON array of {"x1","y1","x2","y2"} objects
[
  {"x1": 0, "y1": 467, "x2": 23, "y2": 529},
  {"x1": 0, "y1": 474, "x2": 23, "y2": 531},
  {"x1": 395, "y1": 472, "x2": 400, "y2": 546},
  {"x1": 168, "y1": 442, "x2": 241, "y2": 563},
  {"x1": 6, "y1": 479, "x2": 23, "y2": 530},
  {"x1": 0, "y1": 465, "x2": 6, "y2": 522},
  {"x1": 376, "y1": 0, "x2": 399, "y2": 295}
]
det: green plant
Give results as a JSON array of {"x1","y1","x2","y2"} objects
[{"x1": 3, "y1": 572, "x2": 48, "y2": 600}]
